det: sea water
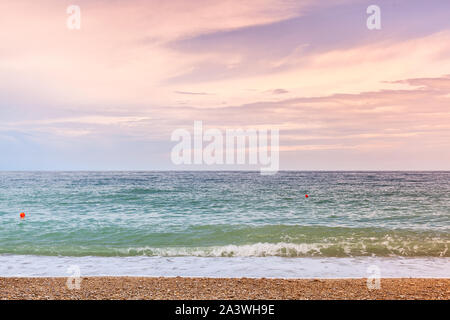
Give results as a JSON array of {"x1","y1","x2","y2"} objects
[{"x1": 0, "y1": 171, "x2": 449, "y2": 277}]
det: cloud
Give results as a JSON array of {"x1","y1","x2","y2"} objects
[
  {"x1": 1, "y1": 74, "x2": 450, "y2": 169},
  {"x1": 268, "y1": 89, "x2": 289, "y2": 95},
  {"x1": 1, "y1": 0, "x2": 450, "y2": 169},
  {"x1": 3, "y1": 1, "x2": 450, "y2": 110},
  {"x1": 389, "y1": 75, "x2": 450, "y2": 91},
  {"x1": 175, "y1": 91, "x2": 213, "y2": 96},
  {"x1": 4, "y1": 74, "x2": 449, "y2": 142}
]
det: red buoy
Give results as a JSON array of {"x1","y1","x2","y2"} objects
[
  {"x1": 20, "y1": 212, "x2": 25, "y2": 219},
  {"x1": 305, "y1": 194, "x2": 309, "y2": 198}
]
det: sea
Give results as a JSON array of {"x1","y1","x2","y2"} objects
[{"x1": 0, "y1": 171, "x2": 449, "y2": 278}]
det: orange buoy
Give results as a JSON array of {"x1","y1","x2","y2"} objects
[
  {"x1": 20, "y1": 212, "x2": 25, "y2": 219},
  {"x1": 305, "y1": 194, "x2": 309, "y2": 198}
]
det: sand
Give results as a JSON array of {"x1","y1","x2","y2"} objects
[{"x1": 0, "y1": 277, "x2": 448, "y2": 300}]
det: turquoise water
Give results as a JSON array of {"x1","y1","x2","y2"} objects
[{"x1": 0, "y1": 171, "x2": 449, "y2": 258}]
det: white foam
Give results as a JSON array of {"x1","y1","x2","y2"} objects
[
  {"x1": 1, "y1": 254, "x2": 449, "y2": 278},
  {"x1": 118, "y1": 242, "x2": 328, "y2": 257},
  {"x1": 113, "y1": 241, "x2": 449, "y2": 257}
]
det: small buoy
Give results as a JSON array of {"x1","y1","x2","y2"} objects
[
  {"x1": 20, "y1": 212, "x2": 25, "y2": 219},
  {"x1": 305, "y1": 194, "x2": 309, "y2": 198}
]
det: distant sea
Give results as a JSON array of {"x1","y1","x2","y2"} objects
[{"x1": 0, "y1": 171, "x2": 449, "y2": 278}]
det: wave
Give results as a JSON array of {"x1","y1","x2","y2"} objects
[
  {"x1": 1, "y1": 240, "x2": 448, "y2": 258},
  {"x1": 117, "y1": 240, "x2": 449, "y2": 257},
  {"x1": 1, "y1": 225, "x2": 449, "y2": 257}
]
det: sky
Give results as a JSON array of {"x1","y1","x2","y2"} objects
[{"x1": 1, "y1": 0, "x2": 450, "y2": 170}]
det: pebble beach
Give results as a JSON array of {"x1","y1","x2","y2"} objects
[{"x1": 1, "y1": 277, "x2": 448, "y2": 300}]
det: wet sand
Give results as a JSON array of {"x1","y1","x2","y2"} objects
[{"x1": 0, "y1": 277, "x2": 448, "y2": 300}]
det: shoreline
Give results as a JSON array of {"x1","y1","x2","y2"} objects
[
  {"x1": 1, "y1": 277, "x2": 449, "y2": 300},
  {"x1": 2, "y1": 255, "x2": 449, "y2": 278}
]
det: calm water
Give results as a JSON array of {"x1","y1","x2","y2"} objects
[{"x1": 1, "y1": 171, "x2": 449, "y2": 259}]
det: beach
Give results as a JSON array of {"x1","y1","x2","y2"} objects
[
  {"x1": 4, "y1": 0, "x2": 450, "y2": 305},
  {"x1": 1, "y1": 277, "x2": 448, "y2": 300},
  {"x1": 1, "y1": 172, "x2": 449, "y2": 300}
]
